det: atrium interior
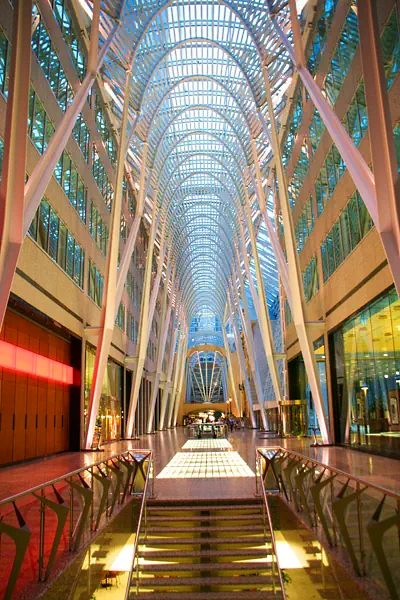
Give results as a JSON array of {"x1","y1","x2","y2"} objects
[{"x1": 0, "y1": 0, "x2": 399, "y2": 599}]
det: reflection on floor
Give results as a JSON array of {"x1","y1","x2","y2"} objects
[
  {"x1": 157, "y1": 451, "x2": 255, "y2": 478},
  {"x1": 71, "y1": 532, "x2": 134, "y2": 600},
  {"x1": 274, "y1": 499, "x2": 367, "y2": 600},
  {"x1": 182, "y1": 439, "x2": 232, "y2": 450}
]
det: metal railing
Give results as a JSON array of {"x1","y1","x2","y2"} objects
[
  {"x1": 124, "y1": 449, "x2": 154, "y2": 599},
  {"x1": 0, "y1": 448, "x2": 153, "y2": 600},
  {"x1": 255, "y1": 449, "x2": 287, "y2": 599},
  {"x1": 256, "y1": 447, "x2": 400, "y2": 600}
]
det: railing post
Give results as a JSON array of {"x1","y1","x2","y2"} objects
[
  {"x1": 69, "y1": 479, "x2": 74, "y2": 551},
  {"x1": 38, "y1": 488, "x2": 45, "y2": 582},
  {"x1": 356, "y1": 481, "x2": 366, "y2": 576}
]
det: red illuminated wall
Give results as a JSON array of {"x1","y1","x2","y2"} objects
[{"x1": 0, "y1": 310, "x2": 72, "y2": 465}]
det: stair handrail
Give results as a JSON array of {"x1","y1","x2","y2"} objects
[
  {"x1": 124, "y1": 450, "x2": 154, "y2": 600},
  {"x1": 256, "y1": 449, "x2": 287, "y2": 599}
]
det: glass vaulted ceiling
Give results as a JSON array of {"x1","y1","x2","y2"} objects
[{"x1": 87, "y1": 0, "x2": 293, "y2": 331}]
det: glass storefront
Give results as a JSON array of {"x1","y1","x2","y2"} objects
[
  {"x1": 84, "y1": 346, "x2": 123, "y2": 443},
  {"x1": 331, "y1": 288, "x2": 400, "y2": 456},
  {"x1": 286, "y1": 337, "x2": 329, "y2": 437}
]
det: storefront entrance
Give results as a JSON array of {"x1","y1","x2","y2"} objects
[{"x1": 330, "y1": 287, "x2": 400, "y2": 457}]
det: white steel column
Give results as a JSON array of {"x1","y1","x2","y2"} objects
[
  {"x1": 173, "y1": 333, "x2": 189, "y2": 426},
  {"x1": 159, "y1": 306, "x2": 180, "y2": 429},
  {"x1": 242, "y1": 194, "x2": 283, "y2": 412},
  {"x1": 227, "y1": 290, "x2": 255, "y2": 422},
  {"x1": 84, "y1": 68, "x2": 132, "y2": 448},
  {"x1": 167, "y1": 323, "x2": 186, "y2": 428},
  {"x1": 263, "y1": 58, "x2": 330, "y2": 443},
  {"x1": 146, "y1": 228, "x2": 167, "y2": 341},
  {"x1": 208, "y1": 352, "x2": 217, "y2": 402},
  {"x1": 23, "y1": 1, "x2": 111, "y2": 230},
  {"x1": 358, "y1": 0, "x2": 400, "y2": 291},
  {"x1": 225, "y1": 302, "x2": 256, "y2": 427},
  {"x1": 266, "y1": 2, "x2": 377, "y2": 223},
  {"x1": 249, "y1": 145, "x2": 292, "y2": 306},
  {"x1": 221, "y1": 307, "x2": 241, "y2": 417},
  {"x1": 115, "y1": 143, "x2": 149, "y2": 304},
  {"x1": 230, "y1": 269, "x2": 265, "y2": 424},
  {"x1": 146, "y1": 264, "x2": 174, "y2": 433},
  {"x1": 221, "y1": 363, "x2": 228, "y2": 403},
  {"x1": 125, "y1": 196, "x2": 159, "y2": 438},
  {"x1": 0, "y1": 0, "x2": 33, "y2": 330}
]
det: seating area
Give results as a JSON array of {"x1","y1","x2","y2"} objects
[{"x1": 186, "y1": 423, "x2": 227, "y2": 439}]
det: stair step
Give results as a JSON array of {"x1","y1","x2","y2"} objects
[
  {"x1": 141, "y1": 535, "x2": 267, "y2": 546},
  {"x1": 147, "y1": 514, "x2": 261, "y2": 522},
  {"x1": 137, "y1": 575, "x2": 274, "y2": 587},
  {"x1": 138, "y1": 548, "x2": 269, "y2": 559},
  {"x1": 140, "y1": 561, "x2": 272, "y2": 573},
  {"x1": 132, "y1": 592, "x2": 280, "y2": 600},
  {"x1": 147, "y1": 525, "x2": 265, "y2": 534},
  {"x1": 148, "y1": 504, "x2": 260, "y2": 513}
]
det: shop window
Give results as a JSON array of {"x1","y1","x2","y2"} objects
[
  {"x1": 331, "y1": 288, "x2": 400, "y2": 448},
  {"x1": 84, "y1": 347, "x2": 122, "y2": 442},
  {"x1": 380, "y1": 8, "x2": 400, "y2": 89}
]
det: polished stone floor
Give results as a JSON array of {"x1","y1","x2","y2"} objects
[{"x1": 0, "y1": 427, "x2": 399, "y2": 503}]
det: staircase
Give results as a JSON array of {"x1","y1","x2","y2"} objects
[{"x1": 129, "y1": 498, "x2": 284, "y2": 599}]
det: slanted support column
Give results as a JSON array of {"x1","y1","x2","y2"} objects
[
  {"x1": 358, "y1": 0, "x2": 400, "y2": 291},
  {"x1": 228, "y1": 290, "x2": 260, "y2": 429},
  {"x1": 167, "y1": 322, "x2": 186, "y2": 428},
  {"x1": 159, "y1": 305, "x2": 180, "y2": 430},
  {"x1": 0, "y1": 0, "x2": 33, "y2": 330},
  {"x1": 146, "y1": 264, "x2": 175, "y2": 433},
  {"x1": 221, "y1": 363, "x2": 229, "y2": 403},
  {"x1": 146, "y1": 227, "x2": 167, "y2": 342},
  {"x1": 262, "y1": 59, "x2": 330, "y2": 444},
  {"x1": 84, "y1": 68, "x2": 132, "y2": 448},
  {"x1": 230, "y1": 268, "x2": 264, "y2": 423},
  {"x1": 115, "y1": 144, "x2": 149, "y2": 303},
  {"x1": 23, "y1": 0, "x2": 113, "y2": 231},
  {"x1": 173, "y1": 332, "x2": 189, "y2": 426},
  {"x1": 222, "y1": 306, "x2": 241, "y2": 417},
  {"x1": 126, "y1": 196, "x2": 159, "y2": 438},
  {"x1": 242, "y1": 192, "x2": 283, "y2": 416},
  {"x1": 249, "y1": 145, "x2": 291, "y2": 305},
  {"x1": 224, "y1": 304, "x2": 257, "y2": 429},
  {"x1": 266, "y1": 1, "x2": 377, "y2": 223}
]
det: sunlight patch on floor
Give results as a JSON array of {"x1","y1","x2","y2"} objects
[{"x1": 157, "y1": 451, "x2": 254, "y2": 478}]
